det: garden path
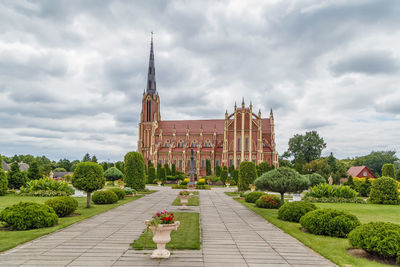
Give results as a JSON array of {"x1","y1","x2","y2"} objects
[{"x1": 0, "y1": 186, "x2": 335, "y2": 267}]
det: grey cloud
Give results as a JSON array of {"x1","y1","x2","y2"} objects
[
  {"x1": 330, "y1": 50, "x2": 399, "y2": 76},
  {"x1": 300, "y1": 119, "x2": 335, "y2": 130}
]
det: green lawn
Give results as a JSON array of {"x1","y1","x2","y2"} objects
[
  {"x1": 131, "y1": 212, "x2": 200, "y2": 250},
  {"x1": 235, "y1": 198, "x2": 399, "y2": 267},
  {"x1": 0, "y1": 194, "x2": 143, "y2": 252},
  {"x1": 224, "y1": 191, "x2": 240, "y2": 197},
  {"x1": 172, "y1": 196, "x2": 199, "y2": 206}
]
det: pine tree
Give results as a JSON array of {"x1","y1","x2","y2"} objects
[
  {"x1": 171, "y1": 164, "x2": 176, "y2": 176},
  {"x1": 206, "y1": 159, "x2": 211, "y2": 176},
  {"x1": 91, "y1": 155, "x2": 98, "y2": 163},
  {"x1": 27, "y1": 160, "x2": 41, "y2": 180},
  {"x1": 82, "y1": 153, "x2": 91, "y2": 162},
  {"x1": 7, "y1": 162, "x2": 27, "y2": 189}
]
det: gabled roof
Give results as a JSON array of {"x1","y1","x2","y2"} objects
[
  {"x1": 18, "y1": 162, "x2": 29, "y2": 172},
  {"x1": 346, "y1": 166, "x2": 369, "y2": 177},
  {"x1": 158, "y1": 119, "x2": 225, "y2": 135},
  {"x1": 2, "y1": 159, "x2": 9, "y2": 171}
]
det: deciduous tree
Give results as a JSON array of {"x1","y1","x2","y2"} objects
[
  {"x1": 72, "y1": 162, "x2": 105, "y2": 208},
  {"x1": 255, "y1": 167, "x2": 310, "y2": 204}
]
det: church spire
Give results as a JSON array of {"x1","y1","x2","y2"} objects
[{"x1": 146, "y1": 32, "x2": 156, "y2": 94}]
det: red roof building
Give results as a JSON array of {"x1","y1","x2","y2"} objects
[
  {"x1": 137, "y1": 36, "x2": 278, "y2": 176},
  {"x1": 346, "y1": 166, "x2": 376, "y2": 178}
]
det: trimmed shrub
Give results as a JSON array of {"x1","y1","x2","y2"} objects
[
  {"x1": 307, "y1": 173, "x2": 326, "y2": 187},
  {"x1": 220, "y1": 169, "x2": 228, "y2": 184},
  {"x1": 92, "y1": 190, "x2": 118, "y2": 204},
  {"x1": 215, "y1": 165, "x2": 222, "y2": 177},
  {"x1": 255, "y1": 194, "x2": 281, "y2": 209},
  {"x1": 172, "y1": 184, "x2": 188, "y2": 189},
  {"x1": 278, "y1": 201, "x2": 317, "y2": 222},
  {"x1": 20, "y1": 177, "x2": 74, "y2": 196},
  {"x1": 238, "y1": 161, "x2": 257, "y2": 191},
  {"x1": 245, "y1": 191, "x2": 265, "y2": 203},
  {"x1": 108, "y1": 188, "x2": 126, "y2": 200},
  {"x1": 104, "y1": 167, "x2": 124, "y2": 182},
  {"x1": 45, "y1": 196, "x2": 78, "y2": 217},
  {"x1": 303, "y1": 196, "x2": 365, "y2": 203},
  {"x1": 195, "y1": 184, "x2": 211, "y2": 190},
  {"x1": 123, "y1": 187, "x2": 136, "y2": 195},
  {"x1": 0, "y1": 202, "x2": 58, "y2": 230},
  {"x1": 124, "y1": 152, "x2": 146, "y2": 190},
  {"x1": 349, "y1": 222, "x2": 400, "y2": 264},
  {"x1": 368, "y1": 176, "x2": 400, "y2": 205},
  {"x1": 0, "y1": 168, "x2": 8, "y2": 196},
  {"x1": 72, "y1": 162, "x2": 105, "y2": 207},
  {"x1": 305, "y1": 184, "x2": 357, "y2": 199},
  {"x1": 147, "y1": 166, "x2": 156, "y2": 184},
  {"x1": 255, "y1": 167, "x2": 310, "y2": 205},
  {"x1": 300, "y1": 209, "x2": 360, "y2": 237},
  {"x1": 382, "y1": 163, "x2": 396, "y2": 179}
]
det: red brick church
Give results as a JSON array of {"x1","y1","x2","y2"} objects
[{"x1": 138, "y1": 36, "x2": 278, "y2": 176}]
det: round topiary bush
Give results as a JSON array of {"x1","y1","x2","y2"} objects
[
  {"x1": 245, "y1": 191, "x2": 265, "y2": 203},
  {"x1": 108, "y1": 188, "x2": 126, "y2": 200},
  {"x1": 92, "y1": 190, "x2": 118, "y2": 204},
  {"x1": 104, "y1": 167, "x2": 124, "y2": 182},
  {"x1": 0, "y1": 202, "x2": 58, "y2": 230},
  {"x1": 278, "y1": 201, "x2": 317, "y2": 222},
  {"x1": 349, "y1": 222, "x2": 400, "y2": 264},
  {"x1": 300, "y1": 209, "x2": 360, "y2": 237},
  {"x1": 255, "y1": 194, "x2": 281, "y2": 209},
  {"x1": 45, "y1": 196, "x2": 78, "y2": 217},
  {"x1": 72, "y1": 162, "x2": 105, "y2": 208},
  {"x1": 368, "y1": 177, "x2": 400, "y2": 205}
]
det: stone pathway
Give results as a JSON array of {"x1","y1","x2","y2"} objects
[{"x1": 0, "y1": 187, "x2": 335, "y2": 267}]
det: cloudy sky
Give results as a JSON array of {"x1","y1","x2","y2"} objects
[{"x1": 0, "y1": 0, "x2": 399, "y2": 162}]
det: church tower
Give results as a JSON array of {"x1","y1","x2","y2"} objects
[{"x1": 138, "y1": 33, "x2": 160, "y2": 163}]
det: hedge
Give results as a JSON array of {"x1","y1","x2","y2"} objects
[
  {"x1": 278, "y1": 201, "x2": 317, "y2": 222},
  {"x1": 92, "y1": 190, "x2": 118, "y2": 204},
  {"x1": 368, "y1": 176, "x2": 399, "y2": 204},
  {"x1": 300, "y1": 209, "x2": 360, "y2": 237}
]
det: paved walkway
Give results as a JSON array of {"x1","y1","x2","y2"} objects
[{"x1": 0, "y1": 187, "x2": 334, "y2": 267}]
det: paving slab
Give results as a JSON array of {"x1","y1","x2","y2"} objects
[{"x1": 0, "y1": 186, "x2": 335, "y2": 267}]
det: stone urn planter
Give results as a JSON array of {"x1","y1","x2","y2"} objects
[
  {"x1": 250, "y1": 184, "x2": 256, "y2": 192},
  {"x1": 145, "y1": 221, "x2": 180, "y2": 259},
  {"x1": 225, "y1": 182, "x2": 231, "y2": 188},
  {"x1": 157, "y1": 180, "x2": 162, "y2": 186},
  {"x1": 178, "y1": 195, "x2": 189, "y2": 210}
]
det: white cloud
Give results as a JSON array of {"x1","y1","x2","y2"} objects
[{"x1": 0, "y1": 0, "x2": 399, "y2": 161}]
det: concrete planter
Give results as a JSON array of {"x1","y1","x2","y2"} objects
[
  {"x1": 179, "y1": 195, "x2": 189, "y2": 210},
  {"x1": 157, "y1": 181, "x2": 162, "y2": 186},
  {"x1": 146, "y1": 221, "x2": 180, "y2": 258},
  {"x1": 225, "y1": 182, "x2": 230, "y2": 188}
]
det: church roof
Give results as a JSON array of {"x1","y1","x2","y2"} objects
[
  {"x1": 146, "y1": 33, "x2": 157, "y2": 95},
  {"x1": 157, "y1": 118, "x2": 271, "y2": 135},
  {"x1": 158, "y1": 119, "x2": 225, "y2": 135}
]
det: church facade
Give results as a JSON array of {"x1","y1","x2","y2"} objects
[{"x1": 138, "y1": 37, "x2": 278, "y2": 176}]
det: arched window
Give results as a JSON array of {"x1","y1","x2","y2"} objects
[
  {"x1": 164, "y1": 140, "x2": 170, "y2": 148},
  {"x1": 177, "y1": 140, "x2": 184, "y2": 148},
  {"x1": 190, "y1": 140, "x2": 198, "y2": 148},
  {"x1": 146, "y1": 99, "x2": 151, "y2": 121},
  {"x1": 204, "y1": 139, "x2": 212, "y2": 148}
]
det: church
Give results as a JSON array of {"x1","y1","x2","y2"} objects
[{"x1": 138, "y1": 37, "x2": 278, "y2": 176}]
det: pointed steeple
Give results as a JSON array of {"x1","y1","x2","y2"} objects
[{"x1": 146, "y1": 32, "x2": 157, "y2": 94}]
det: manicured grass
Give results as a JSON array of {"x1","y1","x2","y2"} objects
[
  {"x1": 0, "y1": 194, "x2": 143, "y2": 252},
  {"x1": 224, "y1": 191, "x2": 240, "y2": 197},
  {"x1": 172, "y1": 196, "x2": 199, "y2": 206},
  {"x1": 235, "y1": 198, "x2": 396, "y2": 267},
  {"x1": 131, "y1": 212, "x2": 200, "y2": 250}
]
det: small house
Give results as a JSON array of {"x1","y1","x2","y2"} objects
[{"x1": 346, "y1": 166, "x2": 376, "y2": 178}]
